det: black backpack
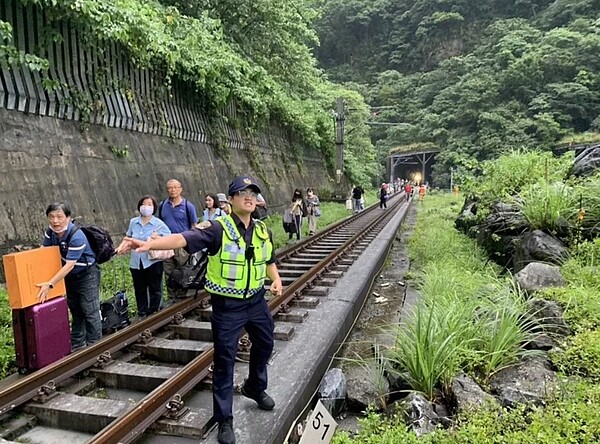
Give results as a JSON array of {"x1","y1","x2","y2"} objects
[
  {"x1": 167, "y1": 252, "x2": 209, "y2": 294},
  {"x1": 65, "y1": 223, "x2": 115, "y2": 264},
  {"x1": 101, "y1": 290, "x2": 130, "y2": 333}
]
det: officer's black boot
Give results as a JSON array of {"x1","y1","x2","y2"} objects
[
  {"x1": 241, "y1": 383, "x2": 275, "y2": 410},
  {"x1": 218, "y1": 418, "x2": 235, "y2": 444}
]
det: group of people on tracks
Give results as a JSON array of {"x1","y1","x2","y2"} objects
[{"x1": 36, "y1": 174, "x2": 288, "y2": 444}]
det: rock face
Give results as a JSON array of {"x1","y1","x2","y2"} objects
[
  {"x1": 397, "y1": 393, "x2": 440, "y2": 436},
  {"x1": 455, "y1": 197, "x2": 479, "y2": 233},
  {"x1": 570, "y1": 145, "x2": 600, "y2": 177},
  {"x1": 318, "y1": 368, "x2": 347, "y2": 417},
  {"x1": 513, "y1": 230, "x2": 570, "y2": 271},
  {"x1": 451, "y1": 373, "x2": 497, "y2": 412},
  {"x1": 489, "y1": 355, "x2": 557, "y2": 407},
  {"x1": 0, "y1": 109, "x2": 331, "y2": 263},
  {"x1": 527, "y1": 298, "x2": 571, "y2": 336},
  {"x1": 345, "y1": 363, "x2": 389, "y2": 411},
  {"x1": 514, "y1": 262, "x2": 566, "y2": 294}
]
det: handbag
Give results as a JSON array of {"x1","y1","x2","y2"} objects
[
  {"x1": 314, "y1": 207, "x2": 321, "y2": 217},
  {"x1": 148, "y1": 249, "x2": 175, "y2": 260},
  {"x1": 167, "y1": 252, "x2": 209, "y2": 292},
  {"x1": 283, "y1": 209, "x2": 293, "y2": 224}
]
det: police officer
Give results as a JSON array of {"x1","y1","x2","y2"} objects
[{"x1": 124, "y1": 175, "x2": 282, "y2": 444}]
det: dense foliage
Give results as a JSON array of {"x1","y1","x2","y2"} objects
[
  {"x1": 314, "y1": 0, "x2": 600, "y2": 186},
  {"x1": 334, "y1": 192, "x2": 600, "y2": 443},
  {"x1": 10, "y1": 0, "x2": 377, "y2": 185}
]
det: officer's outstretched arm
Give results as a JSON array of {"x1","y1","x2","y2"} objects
[
  {"x1": 128, "y1": 233, "x2": 187, "y2": 252},
  {"x1": 267, "y1": 263, "x2": 283, "y2": 297}
]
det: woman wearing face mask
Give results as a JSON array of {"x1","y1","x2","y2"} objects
[
  {"x1": 115, "y1": 195, "x2": 171, "y2": 317},
  {"x1": 202, "y1": 193, "x2": 226, "y2": 222},
  {"x1": 37, "y1": 202, "x2": 102, "y2": 351}
]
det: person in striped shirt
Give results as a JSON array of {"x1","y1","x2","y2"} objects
[{"x1": 38, "y1": 202, "x2": 101, "y2": 351}]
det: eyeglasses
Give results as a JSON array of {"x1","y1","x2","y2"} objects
[{"x1": 237, "y1": 190, "x2": 258, "y2": 198}]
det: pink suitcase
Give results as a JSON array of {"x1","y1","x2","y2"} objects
[{"x1": 13, "y1": 297, "x2": 71, "y2": 371}]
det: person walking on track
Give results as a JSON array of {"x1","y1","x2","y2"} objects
[{"x1": 120, "y1": 175, "x2": 283, "y2": 444}]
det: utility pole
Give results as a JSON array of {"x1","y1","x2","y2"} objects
[{"x1": 335, "y1": 98, "x2": 345, "y2": 185}]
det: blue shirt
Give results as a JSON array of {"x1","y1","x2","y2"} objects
[
  {"x1": 202, "y1": 208, "x2": 226, "y2": 222},
  {"x1": 159, "y1": 198, "x2": 197, "y2": 234},
  {"x1": 126, "y1": 216, "x2": 171, "y2": 269},
  {"x1": 43, "y1": 222, "x2": 96, "y2": 274}
]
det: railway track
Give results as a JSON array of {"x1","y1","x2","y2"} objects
[{"x1": 0, "y1": 193, "x2": 409, "y2": 444}]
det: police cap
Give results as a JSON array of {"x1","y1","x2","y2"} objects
[{"x1": 228, "y1": 175, "x2": 262, "y2": 196}]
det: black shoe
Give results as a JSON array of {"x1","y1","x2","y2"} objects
[
  {"x1": 218, "y1": 419, "x2": 235, "y2": 444},
  {"x1": 241, "y1": 384, "x2": 275, "y2": 410}
]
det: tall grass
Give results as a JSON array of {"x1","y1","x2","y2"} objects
[
  {"x1": 517, "y1": 182, "x2": 577, "y2": 232},
  {"x1": 387, "y1": 194, "x2": 537, "y2": 399},
  {"x1": 461, "y1": 149, "x2": 573, "y2": 208}
]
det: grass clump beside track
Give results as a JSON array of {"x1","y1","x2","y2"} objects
[
  {"x1": 333, "y1": 192, "x2": 600, "y2": 444},
  {"x1": 388, "y1": 193, "x2": 538, "y2": 398}
]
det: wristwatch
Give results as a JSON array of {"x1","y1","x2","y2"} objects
[{"x1": 48, "y1": 282, "x2": 54, "y2": 289}]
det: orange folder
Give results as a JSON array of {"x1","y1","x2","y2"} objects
[{"x1": 3, "y1": 246, "x2": 66, "y2": 309}]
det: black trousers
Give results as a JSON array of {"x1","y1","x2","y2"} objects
[
  {"x1": 210, "y1": 290, "x2": 274, "y2": 423},
  {"x1": 130, "y1": 261, "x2": 164, "y2": 317}
]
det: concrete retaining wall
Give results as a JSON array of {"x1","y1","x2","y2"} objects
[{"x1": 0, "y1": 108, "x2": 331, "y2": 255}]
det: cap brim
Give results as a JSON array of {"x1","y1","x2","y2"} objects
[{"x1": 230, "y1": 184, "x2": 261, "y2": 195}]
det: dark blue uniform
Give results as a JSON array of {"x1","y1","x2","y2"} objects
[{"x1": 182, "y1": 215, "x2": 276, "y2": 424}]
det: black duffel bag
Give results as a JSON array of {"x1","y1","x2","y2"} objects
[{"x1": 167, "y1": 252, "x2": 208, "y2": 292}]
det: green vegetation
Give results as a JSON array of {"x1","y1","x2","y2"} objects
[
  {"x1": 458, "y1": 150, "x2": 599, "y2": 241},
  {"x1": 552, "y1": 329, "x2": 600, "y2": 381},
  {"x1": 0, "y1": 20, "x2": 48, "y2": 71},
  {"x1": 314, "y1": 0, "x2": 600, "y2": 186},
  {"x1": 7, "y1": 0, "x2": 378, "y2": 185},
  {"x1": 518, "y1": 182, "x2": 577, "y2": 232},
  {"x1": 333, "y1": 381, "x2": 600, "y2": 443},
  {"x1": 334, "y1": 192, "x2": 600, "y2": 443},
  {"x1": 388, "y1": 194, "x2": 537, "y2": 400},
  {"x1": 461, "y1": 149, "x2": 573, "y2": 210}
]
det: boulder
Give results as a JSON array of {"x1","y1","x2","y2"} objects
[
  {"x1": 514, "y1": 262, "x2": 566, "y2": 294},
  {"x1": 455, "y1": 197, "x2": 479, "y2": 234},
  {"x1": 513, "y1": 230, "x2": 569, "y2": 271},
  {"x1": 476, "y1": 227, "x2": 519, "y2": 267},
  {"x1": 318, "y1": 368, "x2": 347, "y2": 417},
  {"x1": 570, "y1": 145, "x2": 600, "y2": 177},
  {"x1": 345, "y1": 363, "x2": 389, "y2": 411},
  {"x1": 451, "y1": 373, "x2": 497, "y2": 412},
  {"x1": 396, "y1": 392, "x2": 440, "y2": 436},
  {"x1": 524, "y1": 333, "x2": 555, "y2": 351},
  {"x1": 527, "y1": 298, "x2": 571, "y2": 336},
  {"x1": 484, "y1": 202, "x2": 529, "y2": 235},
  {"x1": 489, "y1": 355, "x2": 557, "y2": 407}
]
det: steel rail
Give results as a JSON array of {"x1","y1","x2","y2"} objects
[
  {"x1": 0, "y1": 191, "x2": 407, "y2": 442},
  {"x1": 268, "y1": 193, "x2": 406, "y2": 311},
  {"x1": 0, "y1": 297, "x2": 200, "y2": 416},
  {"x1": 88, "y1": 193, "x2": 407, "y2": 443},
  {"x1": 0, "y1": 192, "x2": 388, "y2": 415}
]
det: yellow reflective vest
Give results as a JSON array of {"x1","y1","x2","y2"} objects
[{"x1": 205, "y1": 215, "x2": 272, "y2": 298}]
